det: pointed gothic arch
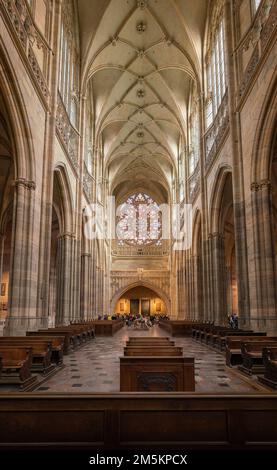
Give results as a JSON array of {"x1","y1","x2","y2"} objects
[{"x1": 110, "y1": 280, "x2": 171, "y2": 315}]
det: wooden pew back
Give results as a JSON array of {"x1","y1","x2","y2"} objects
[
  {"x1": 120, "y1": 356, "x2": 195, "y2": 392},
  {"x1": 124, "y1": 346, "x2": 183, "y2": 356}
]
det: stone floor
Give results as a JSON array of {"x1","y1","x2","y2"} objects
[{"x1": 36, "y1": 325, "x2": 269, "y2": 393}]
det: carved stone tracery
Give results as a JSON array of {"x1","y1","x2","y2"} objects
[{"x1": 1, "y1": 0, "x2": 50, "y2": 100}]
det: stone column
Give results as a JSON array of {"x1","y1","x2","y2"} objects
[
  {"x1": 56, "y1": 233, "x2": 75, "y2": 325},
  {"x1": 183, "y1": 252, "x2": 190, "y2": 319},
  {"x1": 187, "y1": 254, "x2": 193, "y2": 320},
  {"x1": 224, "y1": 0, "x2": 251, "y2": 328},
  {"x1": 209, "y1": 233, "x2": 227, "y2": 324},
  {"x1": 91, "y1": 258, "x2": 96, "y2": 318},
  {"x1": 95, "y1": 266, "x2": 100, "y2": 316},
  {"x1": 250, "y1": 181, "x2": 277, "y2": 333},
  {"x1": 0, "y1": 233, "x2": 5, "y2": 290},
  {"x1": 193, "y1": 254, "x2": 204, "y2": 321},
  {"x1": 4, "y1": 179, "x2": 40, "y2": 335},
  {"x1": 80, "y1": 253, "x2": 92, "y2": 320},
  {"x1": 225, "y1": 266, "x2": 232, "y2": 317},
  {"x1": 202, "y1": 237, "x2": 213, "y2": 321}
]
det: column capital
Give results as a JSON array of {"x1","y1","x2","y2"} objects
[
  {"x1": 58, "y1": 232, "x2": 75, "y2": 240},
  {"x1": 14, "y1": 178, "x2": 36, "y2": 190},
  {"x1": 208, "y1": 232, "x2": 224, "y2": 240},
  {"x1": 250, "y1": 179, "x2": 271, "y2": 191}
]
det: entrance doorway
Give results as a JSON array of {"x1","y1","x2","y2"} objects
[
  {"x1": 130, "y1": 299, "x2": 139, "y2": 315},
  {"x1": 115, "y1": 286, "x2": 167, "y2": 316}
]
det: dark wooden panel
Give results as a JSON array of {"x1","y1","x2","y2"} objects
[
  {"x1": 0, "y1": 394, "x2": 277, "y2": 449},
  {"x1": 120, "y1": 357, "x2": 195, "y2": 391},
  {"x1": 120, "y1": 410, "x2": 227, "y2": 442},
  {"x1": 0, "y1": 410, "x2": 104, "y2": 443},
  {"x1": 91, "y1": 321, "x2": 124, "y2": 336},
  {"x1": 243, "y1": 411, "x2": 277, "y2": 441}
]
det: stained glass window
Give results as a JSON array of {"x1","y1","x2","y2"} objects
[
  {"x1": 205, "y1": 18, "x2": 227, "y2": 129},
  {"x1": 116, "y1": 193, "x2": 162, "y2": 246}
]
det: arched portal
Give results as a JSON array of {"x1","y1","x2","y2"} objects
[
  {"x1": 250, "y1": 74, "x2": 277, "y2": 333},
  {"x1": 48, "y1": 166, "x2": 74, "y2": 326},
  {"x1": 209, "y1": 168, "x2": 238, "y2": 323},
  {"x1": 0, "y1": 92, "x2": 15, "y2": 331},
  {"x1": 110, "y1": 281, "x2": 171, "y2": 316},
  {"x1": 191, "y1": 210, "x2": 204, "y2": 320}
]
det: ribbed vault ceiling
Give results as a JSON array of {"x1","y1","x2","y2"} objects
[{"x1": 77, "y1": 0, "x2": 208, "y2": 200}]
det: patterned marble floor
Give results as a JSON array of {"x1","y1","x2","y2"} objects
[{"x1": 37, "y1": 325, "x2": 269, "y2": 393}]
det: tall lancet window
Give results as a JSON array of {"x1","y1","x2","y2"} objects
[
  {"x1": 188, "y1": 86, "x2": 200, "y2": 175},
  {"x1": 58, "y1": 1, "x2": 79, "y2": 127},
  {"x1": 205, "y1": 16, "x2": 226, "y2": 129}
]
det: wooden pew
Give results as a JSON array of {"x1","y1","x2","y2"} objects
[
  {"x1": 200, "y1": 326, "x2": 214, "y2": 343},
  {"x1": 258, "y1": 347, "x2": 277, "y2": 389},
  {"x1": 0, "y1": 338, "x2": 52, "y2": 374},
  {"x1": 0, "y1": 346, "x2": 34, "y2": 388},
  {"x1": 40, "y1": 328, "x2": 79, "y2": 349},
  {"x1": 120, "y1": 356, "x2": 195, "y2": 391},
  {"x1": 126, "y1": 339, "x2": 175, "y2": 347},
  {"x1": 217, "y1": 331, "x2": 266, "y2": 351},
  {"x1": 91, "y1": 320, "x2": 124, "y2": 336},
  {"x1": 128, "y1": 336, "x2": 171, "y2": 343},
  {"x1": 31, "y1": 323, "x2": 95, "y2": 351},
  {"x1": 211, "y1": 329, "x2": 253, "y2": 349},
  {"x1": 28, "y1": 330, "x2": 73, "y2": 354},
  {"x1": 124, "y1": 346, "x2": 183, "y2": 356},
  {"x1": 205, "y1": 327, "x2": 233, "y2": 346},
  {"x1": 25, "y1": 335, "x2": 64, "y2": 364},
  {"x1": 53, "y1": 326, "x2": 86, "y2": 344},
  {"x1": 226, "y1": 336, "x2": 277, "y2": 367},
  {"x1": 239, "y1": 340, "x2": 277, "y2": 375},
  {"x1": 159, "y1": 320, "x2": 204, "y2": 337},
  {"x1": 192, "y1": 325, "x2": 207, "y2": 339},
  {"x1": 1, "y1": 393, "x2": 277, "y2": 449},
  {"x1": 69, "y1": 322, "x2": 95, "y2": 338}
]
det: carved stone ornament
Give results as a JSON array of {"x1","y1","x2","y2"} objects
[
  {"x1": 2, "y1": 0, "x2": 50, "y2": 100},
  {"x1": 137, "y1": 89, "x2": 145, "y2": 98},
  {"x1": 136, "y1": 21, "x2": 147, "y2": 33},
  {"x1": 137, "y1": 0, "x2": 148, "y2": 10}
]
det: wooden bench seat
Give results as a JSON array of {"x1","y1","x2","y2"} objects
[
  {"x1": 205, "y1": 327, "x2": 235, "y2": 345},
  {"x1": 124, "y1": 346, "x2": 183, "y2": 356},
  {"x1": 211, "y1": 329, "x2": 253, "y2": 349},
  {"x1": 239, "y1": 340, "x2": 277, "y2": 375},
  {"x1": 127, "y1": 337, "x2": 173, "y2": 342},
  {"x1": 0, "y1": 346, "x2": 33, "y2": 387},
  {"x1": 69, "y1": 323, "x2": 95, "y2": 338},
  {"x1": 217, "y1": 331, "x2": 265, "y2": 351},
  {"x1": 159, "y1": 321, "x2": 204, "y2": 337},
  {"x1": 258, "y1": 347, "x2": 277, "y2": 389},
  {"x1": 226, "y1": 336, "x2": 277, "y2": 366},
  {"x1": 0, "y1": 339, "x2": 52, "y2": 374},
  {"x1": 25, "y1": 335, "x2": 64, "y2": 364},
  {"x1": 38, "y1": 329, "x2": 78, "y2": 351},
  {"x1": 91, "y1": 320, "x2": 124, "y2": 336},
  {"x1": 126, "y1": 340, "x2": 175, "y2": 347}
]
